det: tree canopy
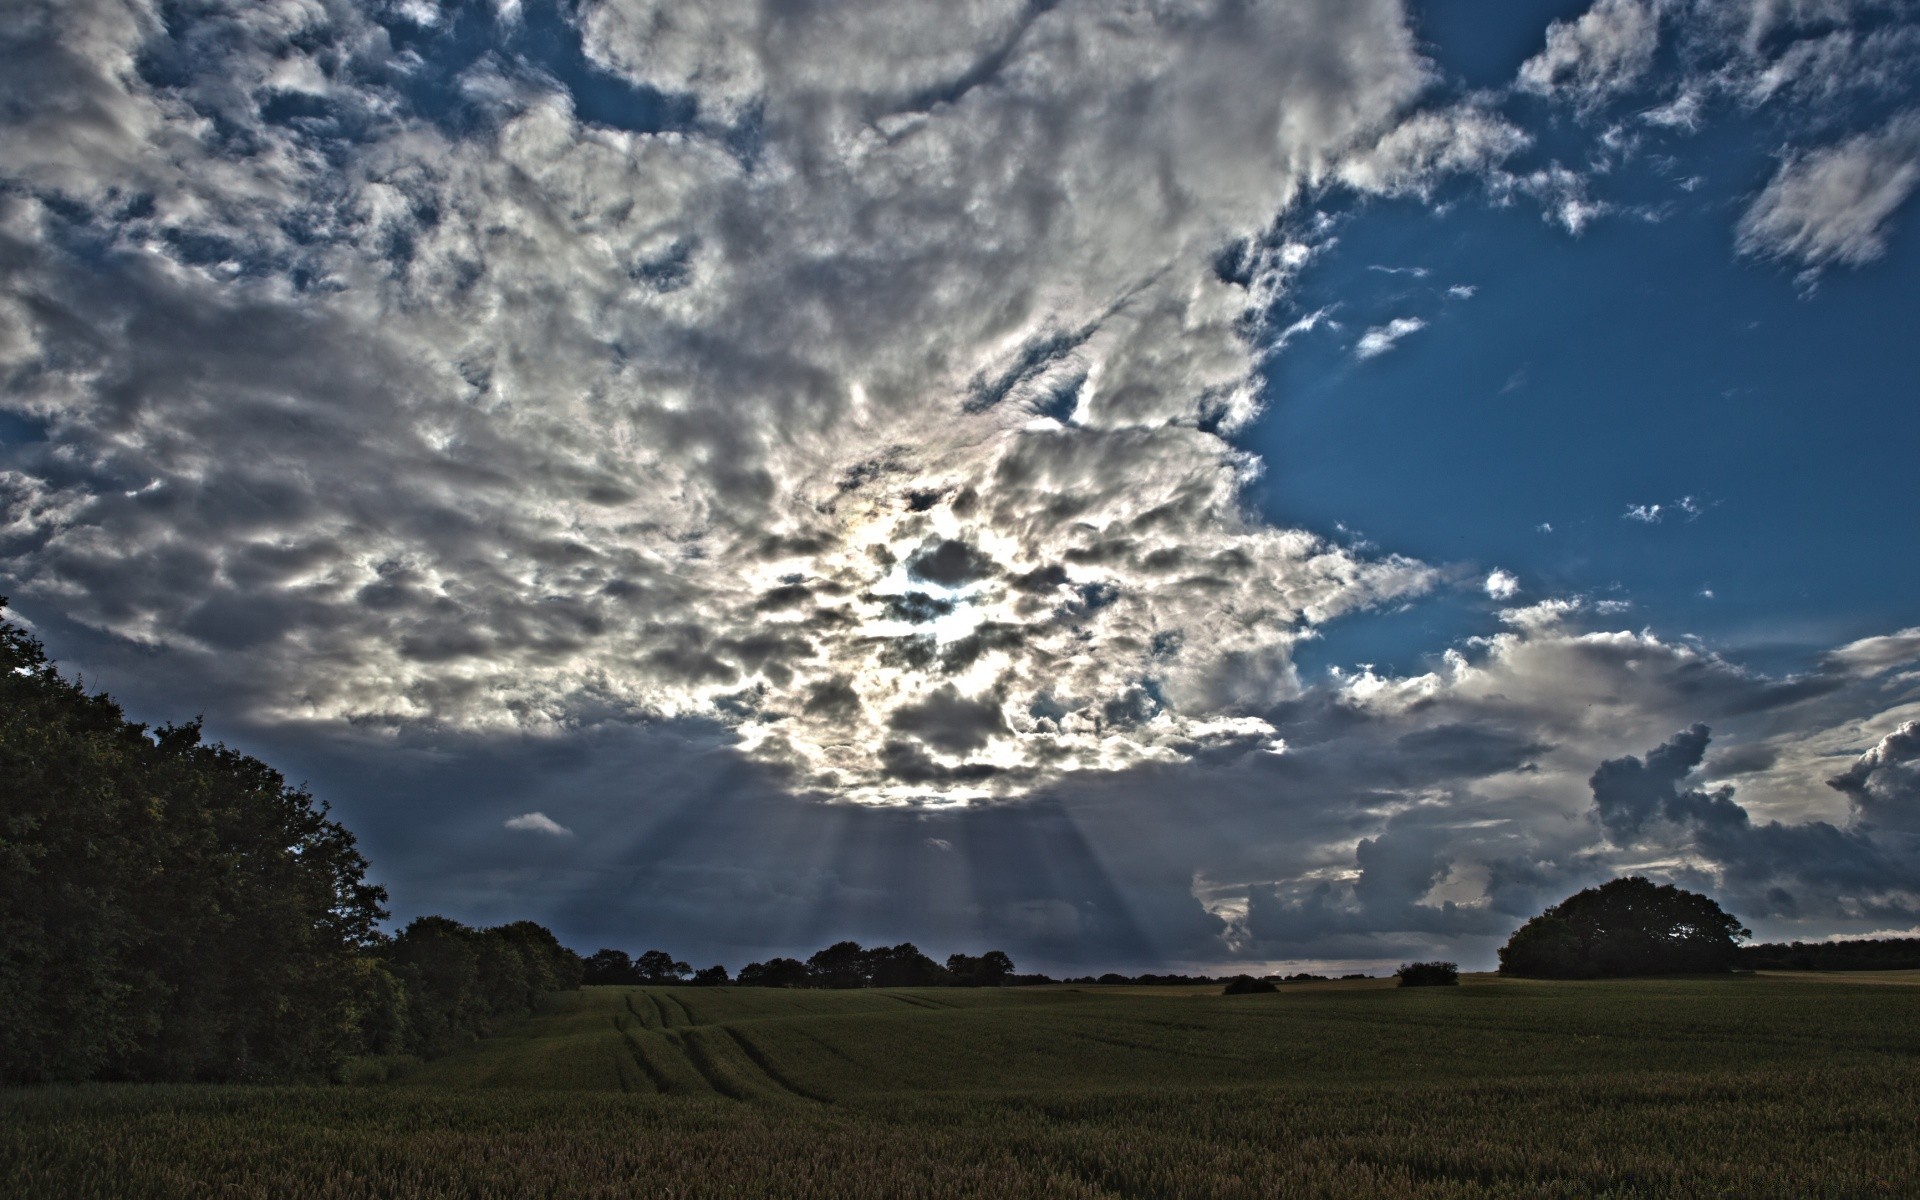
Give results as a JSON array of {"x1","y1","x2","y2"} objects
[
  {"x1": 0, "y1": 607, "x2": 580, "y2": 1082},
  {"x1": 1498, "y1": 877, "x2": 1749, "y2": 979}
]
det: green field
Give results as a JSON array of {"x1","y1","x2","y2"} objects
[{"x1": 7, "y1": 974, "x2": 1919, "y2": 1198}]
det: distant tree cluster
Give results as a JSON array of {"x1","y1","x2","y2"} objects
[
  {"x1": 360, "y1": 917, "x2": 582, "y2": 1059},
  {"x1": 1499, "y1": 877, "x2": 1749, "y2": 979},
  {"x1": 1394, "y1": 962, "x2": 1459, "y2": 987},
  {"x1": 1741, "y1": 938, "x2": 1920, "y2": 972},
  {"x1": 575, "y1": 941, "x2": 1026, "y2": 989},
  {"x1": 743, "y1": 942, "x2": 1019, "y2": 988},
  {"x1": 0, "y1": 611, "x2": 579, "y2": 1083},
  {"x1": 1222, "y1": 975, "x2": 1278, "y2": 994},
  {"x1": 581, "y1": 948, "x2": 694, "y2": 985}
]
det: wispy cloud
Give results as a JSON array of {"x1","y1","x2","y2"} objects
[
  {"x1": 1739, "y1": 111, "x2": 1920, "y2": 270},
  {"x1": 1354, "y1": 317, "x2": 1427, "y2": 359}
]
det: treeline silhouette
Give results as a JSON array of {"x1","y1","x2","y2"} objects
[
  {"x1": 583, "y1": 942, "x2": 1038, "y2": 988},
  {"x1": 1741, "y1": 938, "x2": 1920, "y2": 972},
  {"x1": 0, "y1": 610, "x2": 579, "y2": 1083}
]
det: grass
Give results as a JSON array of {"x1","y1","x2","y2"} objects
[{"x1": 6, "y1": 974, "x2": 1919, "y2": 1197}]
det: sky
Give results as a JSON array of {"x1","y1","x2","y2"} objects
[{"x1": 2, "y1": 0, "x2": 1918, "y2": 974}]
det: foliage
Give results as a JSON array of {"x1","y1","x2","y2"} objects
[
  {"x1": 0, "y1": 607, "x2": 578, "y2": 1081},
  {"x1": 1499, "y1": 877, "x2": 1750, "y2": 979},
  {"x1": 10, "y1": 976, "x2": 1920, "y2": 1197},
  {"x1": 1743, "y1": 937, "x2": 1920, "y2": 971},
  {"x1": 725, "y1": 942, "x2": 1016, "y2": 988},
  {"x1": 944, "y1": 951, "x2": 1015, "y2": 987},
  {"x1": 1222, "y1": 975, "x2": 1278, "y2": 994},
  {"x1": 378, "y1": 917, "x2": 580, "y2": 1058},
  {"x1": 0, "y1": 608, "x2": 387, "y2": 1082},
  {"x1": 1395, "y1": 962, "x2": 1460, "y2": 987},
  {"x1": 736, "y1": 957, "x2": 812, "y2": 988}
]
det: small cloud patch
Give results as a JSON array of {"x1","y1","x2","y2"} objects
[
  {"x1": 1355, "y1": 317, "x2": 1427, "y2": 359},
  {"x1": 504, "y1": 812, "x2": 573, "y2": 837}
]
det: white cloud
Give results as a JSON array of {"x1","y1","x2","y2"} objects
[
  {"x1": 0, "y1": 0, "x2": 1441, "y2": 803},
  {"x1": 1517, "y1": 0, "x2": 1661, "y2": 102},
  {"x1": 1485, "y1": 570, "x2": 1521, "y2": 601},
  {"x1": 1624, "y1": 503, "x2": 1664, "y2": 522},
  {"x1": 504, "y1": 812, "x2": 573, "y2": 837},
  {"x1": 1448, "y1": 284, "x2": 1477, "y2": 299},
  {"x1": 1738, "y1": 110, "x2": 1920, "y2": 268},
  {"x1": 1336, "y1": 104, "x2": 1530, "y2": 198},
  {"x1": 1354, "y1": 317, "x2": 1427, "y2": 359}
]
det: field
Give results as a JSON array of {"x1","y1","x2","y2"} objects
[{"x1": 6, "y1": 974, "x2": 1919, "y2": 1198}]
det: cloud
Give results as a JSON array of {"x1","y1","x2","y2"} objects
[
  {"x1": 1738, "y1": 111, "x2": 1920, "y2": 269},
  {"x1": 0, "y1": 0, "x2": 1439, "y2": 802},
  {"x1": 504, "y1": 812, "x2": 574, "y2": 837},
  {"x1": 1335, "y1": 104, "x2": 1530, "y2": 198},
  {"x1": 1624, "y1": 503, "x2": 1664, "y2": 523},
  {"x1": 1485, "y1": 570, "x2": 1520, "y2": 601},
  {"x1": 1517, "y1": 0, "x2": 1661, "y2": 102},
  {"x1": 1354, "y1": 317, "x2": 1426, "y2": 359}
]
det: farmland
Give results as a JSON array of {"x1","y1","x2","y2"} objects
[{"x1": 6, "y1": 974, "x2": 1919, "y2": 1198}]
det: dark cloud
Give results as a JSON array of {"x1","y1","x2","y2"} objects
[
  {"x1": 906, "y1": 539, "x2": 998, "y2": 588},
  {"x1": 887, "y1": 684, "x2": 1008, "y2": 756}
]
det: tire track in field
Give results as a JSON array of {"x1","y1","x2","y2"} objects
[
  {"x1": 721, "y1": 1026, "x2": 833, "y2": 1104},
  {"x1": 663, "y1": 992, "x2": 698, "y2": 1026},
  {"x1": 884, "y1": 993, "x2": 941, "y2": 1010},
  {"x1": 673, "y1": 1030, "x2": 751, "y2": 1100},
  {"x1": 624, "y1": 992, "x2": 655, "y2": 1029},
  {"x1": 616, "y1": 1028, "x2": 673, "y2": 1094},
  {"x1": 645, "y1": 990, "x2": 676, "y2": 1028}
]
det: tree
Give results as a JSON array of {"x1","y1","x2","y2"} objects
[
  {"x1": 0, "y1": 609, "x2": 388, "y2": 1082},
  {"x1": 1222, "y1": 975, "x2": 1277, "y2": 994},
  {"x1": 634, "y1": 949, "x2": 691, "y2": 983},
  {"x1": 1498, "y1": 877, "x2": 1749, "y2": 979},
  {"x1": 808, "y1": 940, "x2": 868, "y2": 988},
  {"x1": 737, "y1": 957, "x2": 810, "y2": 987},
  {"x1": 945, "y1": 950, "x2": 1016, "y2": 987},
  {"x1": 582, "y1": 949, "x2": 637, "y2": 985},
  {"x1": 691, "y1": 964, "x2": 730, "y2": 986},
  {"x1": 1394, "y1": 961, "x2": 1459, "y2": 987},
  {"x1": 865, "y1": 942, "x2": 946, "y2": 987}
]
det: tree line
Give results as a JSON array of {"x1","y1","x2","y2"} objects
[
  {"x1": 582, "y1": 942, "x2": 1028, "y2": 988},
  {"x1": 0, "y1": 610, "x2": 578, "y2": 1083}
]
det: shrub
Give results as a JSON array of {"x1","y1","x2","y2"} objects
[{"x1": 1395, "y1": 962, "x2": 1459, "y2": 987}]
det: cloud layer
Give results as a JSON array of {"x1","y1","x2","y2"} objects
[{"x1": 2, "y1": 0, "x2": 1918, "y2": 967}]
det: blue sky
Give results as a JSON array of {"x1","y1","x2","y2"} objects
[{"x1": 2, "y1": 0, "x2": 1917, "y2": 973}]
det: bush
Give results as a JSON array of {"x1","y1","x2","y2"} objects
[{"x1": 1395, "y1": 962, "x2": 1459, "y2": 987}]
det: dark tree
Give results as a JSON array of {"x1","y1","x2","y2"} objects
[
  {"x1": 634, "y1": 949, "x2": 691, "y2": 983},
  {"x1": 945, "y1": 950, "x2": 1016, "y2": 987},
  {"x1": 0, "y1": 610, "x2": 387, "y2": 1082},
  {"x1": 691, "y1": 964, "x2": 730, "y2": 986},
  {"x1": 1222, "y1": 975, "x2": 1278, "y2": 994},
  {"x1": 737, "y1": 957, "x2": 811, "y2": 987},
  {"x1": 1498, "y1": 877, "x2": 1749, "y2": 978},
  {"x1": 582, "y1": 949, "x2": 637, "y2": 985},
  {"x1": 808, "y1": 940, "x2": 868, "y2": 988},
  {"x1": 864, "y1": 942, "x2": 946, "y2": 987},
  {"x1": 1394, "y1": 961, "x2": 1459, "y2": 987}
]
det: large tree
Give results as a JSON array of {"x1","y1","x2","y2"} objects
[
  {"x1": 0, "y1": 608, "x2": 388, "y2": 1082},
  {"x1": 1498, "y1": 877, "x2": 1749, "y2": 979}
]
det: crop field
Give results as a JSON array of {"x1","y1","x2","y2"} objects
[{"x1": 6, "y1": 974, "x2": 1919, "y2": 1198}]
